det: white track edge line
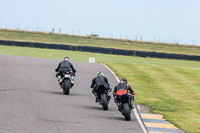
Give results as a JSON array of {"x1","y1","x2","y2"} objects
[{"x1": 101, "y1": 63, "x2": 148, "y2": 133}]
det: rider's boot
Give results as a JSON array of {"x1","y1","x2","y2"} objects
[
  {"x1": 71, "y1": 76, "x2": 74, "y2": 84},
  {"x1": 58, "y1": 76, "x2": 62, "y2": 85},
  {"x1": 107, "y1": 92, "x2": 111, "y2": 101},
  {"x1": 95, "y1": 97, "x2": 99, "y2": 102},
  {"x1": 94, "y1": 92, "x2": 99, "y2": 102},
  {"x1": 130, "y1": 100, "x2": 134, "y2": 109},
  {"x1": 118, "y1": 103, "x2": 122, "y2": 112}
]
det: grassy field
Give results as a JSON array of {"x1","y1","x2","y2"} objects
[
  {"x1": 1, "y1": 29, "x2": 200, "y2": 56},
  {"x1": 0, "y1": 45, "x2": 199, "y2": 133}
]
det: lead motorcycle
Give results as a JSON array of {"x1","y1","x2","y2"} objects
[
  {"x1": 117, "y1": 93, "x2": 133, "y2": 121},
  {"x1": 96, "y1": 86, "x2": 111, "y2": 110},
  {"x1": 57, "y1": 71, "x2": 74, "y2": 95}
]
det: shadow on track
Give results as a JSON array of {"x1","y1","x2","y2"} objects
[
  {"x1": 34, "y1": 90, "x2": 63, "y2": 95},
  {"x1": 79, "y1": 104, "x2": 116, "y2": 111},
  {"x1": 31, "y1": 88, "x2": 83, "y2": 96},
  {"x1": 100, "y1": 113, "x2": 138, "y2": 122},
  {"x1": 0, "y1": 88, "x2": 63, "y2": 95},
  {"x1": 79, "y1": 104, "x2": 103, "y2": 111}
]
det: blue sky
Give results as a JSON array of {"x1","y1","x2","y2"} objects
[{"x1": 0, "y1": 0, "x2": 200, "y2": 45}]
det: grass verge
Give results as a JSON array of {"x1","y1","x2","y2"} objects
[
  {"x1": 0, "y1": 45, "x2": 200, "y2": 132},
  {"x1": 0, "y1": 29, "x2": 200, "y2": 56}
]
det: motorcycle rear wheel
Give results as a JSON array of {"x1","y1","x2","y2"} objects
[
  {"x1": 100, "y1": 94, "x2": 108, "y2": 110},
  {"x1": 123, "y1": 103, "x2": 131, "y2": 121},
  {"x1": 63, "y1": 79, "x2": 71, "y2": 95}
]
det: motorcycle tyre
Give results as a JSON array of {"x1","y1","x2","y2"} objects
[
  {"x1": 63, "y1": 79, "x2": 71, "y2": 95},
  {"x1": 122, "y1": 103, "x2": 131, "y2": 121},
  {"x1": 100, "y1": 94, "x2": 108, "y2": 110}
]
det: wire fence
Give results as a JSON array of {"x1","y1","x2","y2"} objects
[{"x1": 0, "y1": 23, "x2": 198, "y2": 46}]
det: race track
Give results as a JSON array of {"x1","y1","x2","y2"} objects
[{"x1": 0, "y1": 54, "x2": 144, "y2": 133}]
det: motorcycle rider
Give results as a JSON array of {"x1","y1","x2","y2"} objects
[
  {"x1": 55, "y1": 57, "x2": 76, "y2": 85},
  {"x1": 90, "y1": 71, "x2": 111, "y2": 102},
  {"x1": 113, "y1": 78, "x2": 135, "y2": 109}
]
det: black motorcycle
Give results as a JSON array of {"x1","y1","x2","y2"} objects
[
  {"x1": 117, "y1": 93, "x2": 133, "y2": 121},
  {"x1": 58, "y1": 71, "x2": 74, "y2": 95},
  {"x1": 96, "y1": 86, "x2": 111, "y2": 110}
]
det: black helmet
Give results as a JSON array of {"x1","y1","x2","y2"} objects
[
  {"x1": 64, "y1": 57, "x2": 70, "y2": 61},
  {"x1": 121, "y1": 78, "x2": 128, "y2": 84},
  {"x1": 64, "y1": 57, "x2": 69, "y2": 60}
]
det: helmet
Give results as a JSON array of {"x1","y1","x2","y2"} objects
[
  {"x1": 96, "y1": 71, "x2": 104, "y2": 77},
  {"x1": 121, "y1": 78, "x2": 128, "y2": 84},
  {"x1": 64, "y1": 57, "x2": 70, "y2": 61}
]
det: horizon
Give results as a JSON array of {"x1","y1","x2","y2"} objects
[
  {"x1": 1, "y1": 0, "x2": 200, "y2": 46},
  {"x1": 1, "y1": 28, "x2": 200, "y2": 47}
]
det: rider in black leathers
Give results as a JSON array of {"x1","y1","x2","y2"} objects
[
  {"x1": 90, "y1": 71, "x2": 111, "y2": 102},
  {"x1": 55, "y1": 57, "x2": 76, "y2": 85}
]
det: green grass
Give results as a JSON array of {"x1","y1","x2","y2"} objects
[
  {"x1": 0, "y1": 45, "x2": 200, "y2": 133},
  {"x1": 1, "y1": 29, "x2": 200, "y2": 56}
]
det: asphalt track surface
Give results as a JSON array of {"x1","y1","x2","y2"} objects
[{"x1": 0, "y1": 54, "x2": 143, "y2": 133}]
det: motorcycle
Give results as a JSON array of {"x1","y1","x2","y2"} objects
[
  {"x1": 117, "y1": 93, "x2": 133, "y2": 121},
  {"x1": 58, "y1": 71, "x2": 74, "y2": 95},
  {"x1": 96, "y1": 86, "x2": 111, "y2": 110}
]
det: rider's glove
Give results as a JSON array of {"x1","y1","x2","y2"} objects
[
  {"x1": 113, "y1": 93, "x2": 116, "y2": 99},
  {"x1": 131, "y1": 92, "x2": 135, "y2": 97}
]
